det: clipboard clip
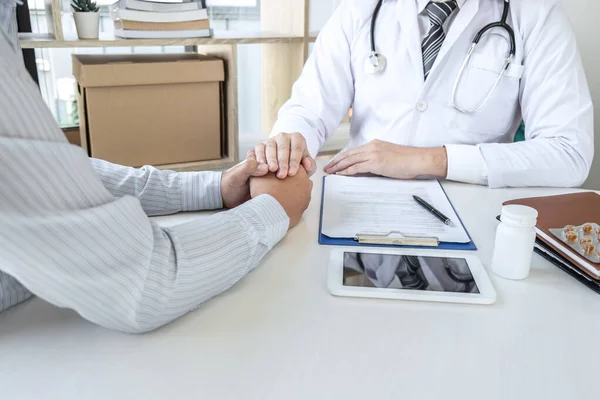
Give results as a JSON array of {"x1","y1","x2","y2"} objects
[{"x1": 354, "y1": 230, "x2": 440, "y2": 247}]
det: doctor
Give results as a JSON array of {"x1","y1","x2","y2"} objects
[{"x1": 254, "y1": 0, "x2": 594, "y2": 188}]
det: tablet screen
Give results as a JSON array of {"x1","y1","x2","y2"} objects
[{"x1": 343, "y1": 252, "x2": 480, "y2": 294}]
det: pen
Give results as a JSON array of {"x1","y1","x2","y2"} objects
[{"x1": 412, "y1": 195, "x2": 454, "y2": 226}]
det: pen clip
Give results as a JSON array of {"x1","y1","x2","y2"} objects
[{"x1": 354, "y1": 231, "x2": 440, "y2": 247}]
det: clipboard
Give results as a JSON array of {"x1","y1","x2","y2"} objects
[{"x1": 318, "y1": 176, "x2": 477, "y2": 251}]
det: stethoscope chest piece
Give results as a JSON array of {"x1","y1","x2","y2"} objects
[{"x1": 364, "y1": 51, "x2": 387, "y2": 74}]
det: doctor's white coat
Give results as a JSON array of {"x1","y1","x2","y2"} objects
[{"x1": 272, "y1": 0, "x2": 594, "y2": 188}]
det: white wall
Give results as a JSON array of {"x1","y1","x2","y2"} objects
[
  {"x1": 309, "y1": 0, "x2": 340, "y2": 32},
  {"x1": 561, "y1": 0, "x2": 600, "y2": 189}
]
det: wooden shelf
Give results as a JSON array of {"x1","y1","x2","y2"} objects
[{"x1": 19, "y1": 31, "x2": 307, "y2": 49}]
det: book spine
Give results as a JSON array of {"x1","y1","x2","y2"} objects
[
  {"x1": 113, "y1": 9, "x2": 208, "y2": 23},
  {"x1": 115, "y1": 28, "x2": 213, "y2": 39},
  {"x1": 120, "y1": 0, "x2": 203, "y2": 13},
  {"x1": 116, "y1": 19, "x2": 211, "y2": 32}
]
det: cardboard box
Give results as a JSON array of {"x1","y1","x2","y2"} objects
[
  {"x1": 63, "y1": 127, "x2": 81, "y2": 147},
  {"x1": 73, "y1": 53, "x2": 224, "y2": 167}
]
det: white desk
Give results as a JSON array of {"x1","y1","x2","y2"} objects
[{"x1": 2, "y1": 158, "x2": 599, "y2": 400}]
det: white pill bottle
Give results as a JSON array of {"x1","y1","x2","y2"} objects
[{"x1": 491, "y1": 205, "x2": 539, "y2": 280}]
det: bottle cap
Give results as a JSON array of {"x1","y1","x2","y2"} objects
[{"x1": 500, "y1": 205, "x2": 538, "y2": 228}]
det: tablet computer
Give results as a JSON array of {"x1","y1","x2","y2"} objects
[{"x1": 328, "y1": 248, "x2": 496, "y2": 305}]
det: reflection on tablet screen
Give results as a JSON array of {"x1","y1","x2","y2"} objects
[{"x1": 343, "y1": 252, "x2": 480, "y2": 294}]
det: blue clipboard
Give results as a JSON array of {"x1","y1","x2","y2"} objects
[{"x1": 318, "y1": 176, "x2": 477, "y2": 251}]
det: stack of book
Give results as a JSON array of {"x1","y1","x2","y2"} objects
[{"x1": 111, "y1": 0, "x2": 212, "y2": 39}]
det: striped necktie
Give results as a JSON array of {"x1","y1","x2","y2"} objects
[{"x1": 422, "y1": 0, "x2": 458, "y2": 80}]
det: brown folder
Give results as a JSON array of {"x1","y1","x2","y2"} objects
[
  {"x1": 504, "y1": 192, "x2": 600, "y2": 280},
  {"x1": 114, "y1": 19, "x2": 211, "y2": 32}
]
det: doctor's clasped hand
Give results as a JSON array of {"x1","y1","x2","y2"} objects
[{"x1": 254, "y1": 132, "x2": 317, "y2": 179}]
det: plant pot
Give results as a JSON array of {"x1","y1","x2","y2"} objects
[{"x1": 73, "y1": 12, "x2": 100, "y2": 40}]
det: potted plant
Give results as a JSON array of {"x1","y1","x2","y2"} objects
[{"x1": 71, "y1": 0, "x2": 100, "y2": 40}]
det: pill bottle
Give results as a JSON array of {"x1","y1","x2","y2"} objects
[{"x1": 491, "y1": 205, "x2": 538, "y2": 280}]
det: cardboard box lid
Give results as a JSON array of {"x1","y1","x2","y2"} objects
[{"x1": 72, "y1": 53, "x2": 225, "y2": 88}]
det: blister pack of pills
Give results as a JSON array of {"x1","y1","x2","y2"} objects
[{"x1": 550, "y1": 223, "x2": 600, "y2": 263}]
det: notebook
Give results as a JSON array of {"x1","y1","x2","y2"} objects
[
  {"x1": 504, "y1": 192, "x2": 600, "y2": 280},
  {"x1": 534, "y1": 239, "x2": 600, "y2": 294}
]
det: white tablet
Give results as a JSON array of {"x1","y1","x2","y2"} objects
[{"x1": 328, "y1": 248, "x2": 496, "y2": 305}]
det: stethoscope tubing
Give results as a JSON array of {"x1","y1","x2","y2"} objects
[{"x1": 367, "y1": 0, "x2": 517, "y2": 113}]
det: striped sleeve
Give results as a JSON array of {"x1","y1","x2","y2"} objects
[
  {"x1": 0, "y1": 272, "x2": 32, "y2": 311},
  {"x1": 90, "y1": 159, "x2": 224, "y2": 216},
  {"x1": 0, "y1": 30, "x2": 290, "y2": 331}
]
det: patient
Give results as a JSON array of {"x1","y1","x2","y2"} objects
[{"x1": 0, "y1": 22, "x2": 312, "y2": 333}]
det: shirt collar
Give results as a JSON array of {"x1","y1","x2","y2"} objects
[{"x1": 416, "y1": 0, "x2": 467, "y2": 14}]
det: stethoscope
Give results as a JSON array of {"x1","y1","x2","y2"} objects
[{"x1": 366, "y1": 0, "x2": 516, "y2": 114}]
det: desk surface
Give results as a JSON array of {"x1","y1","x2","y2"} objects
[{"x1": 2, "y1": 158, "x2": 599, "y2": 400}]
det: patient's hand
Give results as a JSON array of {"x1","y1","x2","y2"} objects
[
  {"x1": 221, "y1": 150, "x2": 269, "y2": 209},
  {"x1": 250, "y1": 167, "x2": 313, "y2": 228}
]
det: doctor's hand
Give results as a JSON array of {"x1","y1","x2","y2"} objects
[
  {"x1": 253, "y1": 133, "x2": 317, "y2": 180},
  {"x1": 324, "y1": 140, "x2": 448, "y2": 180},
  {"x1": 250, "y1": 167, "x2": 313, "y2": 228},
  {"x1": 221, "y1": 149, "x2": 270, "y2": 209}
]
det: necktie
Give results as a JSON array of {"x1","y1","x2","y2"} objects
[{"x1": 422, "y1": 0, "x2": 458, "y2": 80}]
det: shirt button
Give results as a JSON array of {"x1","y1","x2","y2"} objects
[{"x1": 416, "y1": 101, "x2": 428, "y2": 112}]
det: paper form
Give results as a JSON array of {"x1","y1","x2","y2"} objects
[{"x1": 321, "y1": 176, "x2": 470, "y2": 243}]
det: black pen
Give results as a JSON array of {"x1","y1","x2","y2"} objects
[{"x1": 412, "y1": 195, "x2": 454, "y2": 226}]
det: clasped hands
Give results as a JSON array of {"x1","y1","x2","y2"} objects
[
  {"x1": 223, "y1": 132, "x2": 449, "y2": 228},
  {"x1": 221, "y1": 148, "x2": 312, "y2": 228}
]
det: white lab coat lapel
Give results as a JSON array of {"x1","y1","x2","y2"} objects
[
  {"x1": 396, "y1": 0, "x2": 424, "y2": 83},
  {"x1": 425, "y1": 0, "x2": 480, "y2": 83}
]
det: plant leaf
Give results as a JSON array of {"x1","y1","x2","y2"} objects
[{"x1": 71, "y1": 0, "x2": 100, "y2": 12}]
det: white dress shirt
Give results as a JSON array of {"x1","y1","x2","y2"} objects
[
  {"x1": 417, "y1": 0, "x2": 488, "y2": 184},
  {"x1": 272, "y1": 0, "x2": 593, "y2": 188},
  {"x1": 0, "y1": 28, "x2": 290, "y2": 333}
]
